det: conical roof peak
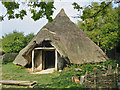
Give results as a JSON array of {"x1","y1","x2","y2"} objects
[{"x1": 57, "y1": 8, "x2": 67, "y2": 16}]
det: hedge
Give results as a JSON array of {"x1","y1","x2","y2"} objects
[{"x1": 2, "y1": 53, "x2": 18, "y2": 64}]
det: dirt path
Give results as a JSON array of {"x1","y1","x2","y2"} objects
[{"x1": 32, "y1": 68, "x2": 55, "y2": 74}]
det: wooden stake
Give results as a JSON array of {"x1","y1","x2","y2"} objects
[
  {"x1": 107, "y1": 65, "x2": 112, "y2": 75},
  {"x1": 94, "y1": 73, "x2": 97, "y2": 88},
  {"x1": 80, "y1": 76, "x2": 85, "y2": 84}
]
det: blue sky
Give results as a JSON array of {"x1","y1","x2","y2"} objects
[{"x1": 0, "y1": 0, "x2": 118, "y2": 39}]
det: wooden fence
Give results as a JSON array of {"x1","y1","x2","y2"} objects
[
  {"x1": 84, "y1": 73, "x2": 117, "y2": 88},
  {"x1": 72, "y1": 64, "x2": 119, "y2": 88},
  {"x1": 84, "y1": 64, "x2": 119, "y2": 88}
]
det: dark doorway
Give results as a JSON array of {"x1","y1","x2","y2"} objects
[{"x1": 42, "y1": 50, "x2": 55, "y2": 69}]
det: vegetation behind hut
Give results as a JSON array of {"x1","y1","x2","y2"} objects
[
  {"x1": 77, "y1": 2, "x2": 120, "y2": 59},
  {"x1": 2, "y1": 53, "x2": 18, "y2": 64},
  {"x1": 1, "y1": 31, "x2": 35, "y2": 53}
]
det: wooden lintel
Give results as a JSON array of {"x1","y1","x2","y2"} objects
[{"x1": 34, "y1": 47, "x2": 55, "y2": 50}]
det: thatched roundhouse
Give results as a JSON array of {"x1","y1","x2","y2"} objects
[{"x1": 13, "y1": 9, "x2": 108, "y2": 71}]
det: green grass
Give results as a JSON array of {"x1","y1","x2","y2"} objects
[
  {"x1": 2, "y1": 59, "x2": 119, "y2": 88},
  {"x1": 2, "y1": 63, "x2": 84, "y2": 88},
  {"x1": 2, "y1": 63, "x2": 60, "y2": 88}
]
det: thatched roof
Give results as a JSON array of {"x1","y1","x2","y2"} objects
[{"x1": 13, "y1": 9, "x2": 108, "y2": 66}]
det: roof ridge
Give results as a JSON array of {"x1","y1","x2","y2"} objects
[{"x1": 56, "y1": 8, "x2": 67, "y2": 17}]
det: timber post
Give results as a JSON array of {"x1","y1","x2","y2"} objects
[
  {"x1": 55, "y1": 50, "x2": 58, "y2": 70},
  {"x1": 32, "y1": 50, "x2": 34, "y2": 72}
]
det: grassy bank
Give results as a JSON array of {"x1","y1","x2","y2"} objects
[
  {"x1": 2, "y1": 59, "x2": 119, "y2": 88},
  {"x1": 2, "y1": 63, "x2": 84, "y2": 88}
]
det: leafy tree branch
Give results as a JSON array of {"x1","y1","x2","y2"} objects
[{"x1": 0, "y1": 0, "x2": 55, "y2": 22}]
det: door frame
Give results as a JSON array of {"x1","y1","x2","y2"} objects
[{"x1": 32, "y1": 47, "x2": 58, "y2": 72}]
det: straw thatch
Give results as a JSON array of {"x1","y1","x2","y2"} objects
[{"x1": 13, "y1": 9, "x2": 108, "y2": 66}]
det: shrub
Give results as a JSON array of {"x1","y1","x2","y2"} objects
[
  {"x1": 2, "y1": 53, "x2": 18, "y2": 64},
  {"x1": 2, "y1": 31, "x2": 35, "y2": 53},
  {"x1": 2, "y1": 31, "x2": 25, "y2": 53}
]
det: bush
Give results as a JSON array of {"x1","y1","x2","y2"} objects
[
  {"x1": 24, "y1": 33, "x2": 35, "y2": 46},
  {"x1": 2, "y1": 31, "x2": 35, "y2": 53},
  {"x1": 2, "y1": 53, "x2": 18, "y2": 64},
  {"x1": 2, "y1": 31, "x2": 25, "y2": 53}
]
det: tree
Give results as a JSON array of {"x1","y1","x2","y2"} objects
[
  {"x1": 72, "y1": 0, "x2": 120, "y2": 20},
  {"x1": 2, "y1": 31, "x2": 35, "y2": 53},
  {"x1": 1, "y1": 0, "x2": 119, "y2": 22},
  {"x1": 2, "y1": 31, "x2": 25, "y2": 53},
  {"x1": 77, "y1": 2, "x2": 119, "y2": 52},
  {"x1": 0, "y1": 0, "x2": 55, "y2": 22},
  {"x1": 24, "y1": 33, "x2": 35, "y2": 46}
]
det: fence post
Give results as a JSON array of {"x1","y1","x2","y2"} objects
[
  {"x1": 114, "y1": 64, "x2": 119, "y2": 88},
  {"x1": 84, "y1": 70, "x2": 88, "y2": 82},
  {"x1": 107, "y1": 65, "x2": 112, "y2": 75},
  {"x1": 116, "y1": 64, "x2": 119, "y2": 75},
  {"x1": 94, "y1": 72, "x2": 97, "y2": 88}
]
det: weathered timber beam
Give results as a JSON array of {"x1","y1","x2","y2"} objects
[
  {"x1": 0, "y1": 80, "x2": 37, "y2": 88},
  {"x1": 34, "y1": 47, "x2": 55, "y2": 50}
]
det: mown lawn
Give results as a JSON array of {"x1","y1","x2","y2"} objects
[{"x1": 2, "y1": 59, "x2": 119, "y2": 88}]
